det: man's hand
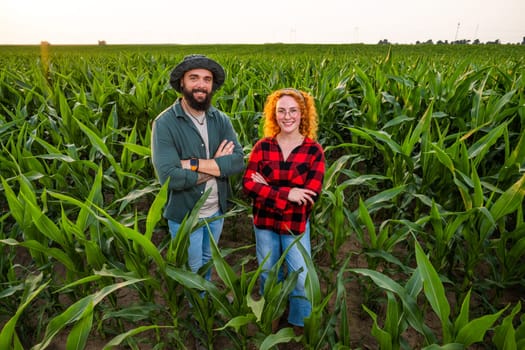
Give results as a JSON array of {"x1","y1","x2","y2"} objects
[
  {"x1": 214, "y1": 140, "x2": 235, "y2": 158},
  {"x1": 197, "y1": 173, "x2": 213, "y2": 184},
  {"x1": 180, "y1": 159, "x2": 191, "y2": 170}
]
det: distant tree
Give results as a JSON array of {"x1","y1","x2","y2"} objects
[
  {"x1": 473, "y1": 39, "x2": 480, "y2": 45},
  {"x1": 98, "y1": 40, "x2": 107, "y2": 46},
  {"x1": 452, "y1": 39, "x2": 471, "y2": 44},
  {"x1": 521, "y1": 36, "x2": 525, "y2": 45},
  {"x1": 378, "y1": 39, "x2": 390, "y2": 45}
]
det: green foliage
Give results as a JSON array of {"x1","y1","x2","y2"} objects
[{"x1": 0, "y1": 43, "x2": 524, "y2": 348}]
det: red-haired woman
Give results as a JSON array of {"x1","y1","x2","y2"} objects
[{"x1": 242, "y1": 88, "x2": 325, "y2": 331}]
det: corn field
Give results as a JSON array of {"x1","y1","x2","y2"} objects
[{"x1": 0, "y1": 44, "x2": 524, "y2": 349}]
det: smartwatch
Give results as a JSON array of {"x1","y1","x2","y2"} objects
[{"x1": 190, "y1": 158, "x2": 199, "y2": 172}]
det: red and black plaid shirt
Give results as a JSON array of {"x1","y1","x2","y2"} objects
[{"x1": 242, "y1": 137, "x2": 325, "y2": 235}]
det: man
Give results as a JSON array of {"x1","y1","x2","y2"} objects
[{"x1": 151, "y1": 54, "x2": 244, "y2": 280}]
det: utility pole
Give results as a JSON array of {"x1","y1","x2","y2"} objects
[{"x1": 455, "y1": 22, "x2": 460, "y2": 42}]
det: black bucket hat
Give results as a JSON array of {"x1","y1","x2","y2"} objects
[{"x1": 169, "y1": 54, "x2": 225, "y2": 92}]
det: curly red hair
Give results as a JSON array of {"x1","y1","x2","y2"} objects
[{"x1": 262, "y1": 88, "x2": 318, "y2": 140}]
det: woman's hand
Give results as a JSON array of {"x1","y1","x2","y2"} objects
[
  {"x1": 288, "y1": 187, "x2": 317, "y2": 206},
  {"x1": 251, "y1": 172, "x2": 268, "y2": 185}
]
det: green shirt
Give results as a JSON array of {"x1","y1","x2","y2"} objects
[{"x1": 151, "y1": 99, "x2": 245, "y2": 222}]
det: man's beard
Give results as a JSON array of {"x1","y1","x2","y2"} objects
[{"x1": 182, "y1": 86, "x2": 213, "y2": 111}]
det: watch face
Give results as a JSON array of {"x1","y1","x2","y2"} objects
[{"x1": 190, "y1": 158, "x2": 198, "y2": 170}]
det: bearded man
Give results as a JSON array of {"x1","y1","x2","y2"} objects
[{"x1": 151, "y1": 54, "x2": 244, "y2": 280}]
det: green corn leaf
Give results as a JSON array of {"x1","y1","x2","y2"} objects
[
  {"x1": 0, "y1": 274, "x2": 49, "y2": 350},
  {"x1": 247, "y1": 296, "x2": 265, "y2": 322},
  {"x1": 102, "y1": 326, "x2": 170, "y2": 350},
  {"x1": 216, "y1": 315, "x2": 256, "y2": 332},
  {"x1": 467, "y1": 122, "x2": 507, "y2": 167},
  {"x1": 210, "y1": 228, "x2": 239, "y2": 297},
  {"x1": 65, "y1": 304, "x2": 93, "y2": 350},
  {"x1": 144, "y1": 181, "x2": 168, "y2": 239},
  {"x1": 358, "y1": 127, "x2": 403, "y2": 155},
  {"x1": 505, "y1": 129, "x2": 525, "y2": 168},
  {"x1": 49, "y1": 190, "x2": 166, "y2": 270},
  {"x1": 363, "y1": 185, "x2": 407, "y2": 214},
  {"x1": 480, "y1": 173, "x2": 525, "y2": 234},
  {"x1": 350, "y1": 268, "x2": 435, "y2": 343},
  {"x1": 486, "y1": 89, "x2": 516, "y2": 123},
  {"x1": 471, "y1": 167, "x2": 483, "y2": 208},
  {"x1": 490, "y1": 173, "x2": 525, "y2": 220},
  {"x1": 354, "y1": 65, "x2": 379, "y2": 128},
  {"x1": 121, "y1": 142, "x2": 151, "y2": 157},
  {"x1": 362, "y1": 303, "x2": 393, "y2": 350},
  {"x1": 384, "y1": 291, "x2": 402, "y2": 345},
  {"x1": 454, "y1": 306, "x2": 507, "y2": 346},
  {"x1": 74, "y1": 116, "x2": 123, "y2": 181},
  {"x1": 402, "y1": 101, "x2": 433, "y2": 157},
  {"x1": 76, "y1": 165, "x2": 104, "y2": 233},
  {"x1": 99, "y1": 213, "x2": 166, "y2": 271},
  {"x1": 0, "y1": 238, "x2": 76, "y2": 272},
  {"x1": 20, "y1": 191, "x2": 66, "y2": 246},
  {"x1": 430, "y1": 142, "x2": 455, "y2": 173},
  {"x1": 297, "y1": 236, "x2": 321, "y2": 305},
  {"x1": 453, "y1": 289, "x2": 472, "y2": 332},
  {"x1": 358, "y1": 197, "x2": 377, "y2": 248},
  {"x1": 415, "y1": 240, "x2": 451, "y2": 342},
  {"x1": 1, "y1": 176, "x2": 25, "y2": 226},
  {"x1": 492, "y1": 301, "x2": 521, "y2": 350},
  {"x1": 260, "y1": 327, "x2": 301, "y2": 350},
  {"x1": 34, "y1": 279, "x2": 143, "y2": 350}
]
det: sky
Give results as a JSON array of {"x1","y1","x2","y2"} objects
[{"x1": 1, "y1": 0, "x2": 524, "y2": 45}]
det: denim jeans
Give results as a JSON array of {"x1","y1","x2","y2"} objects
[
  {"x1": 168, "y1": 211, "x2": 224, "y2": 281},
  {"x1": 254, "y1": 222, "x2": 312, "y2": 327}
]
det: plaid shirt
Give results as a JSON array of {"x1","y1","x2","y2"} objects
[{"x1": 243, "y1": 137, "x2": 325, "y2": 235}]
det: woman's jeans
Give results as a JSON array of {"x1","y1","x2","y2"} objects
[
  {"x1": 168, "y1": 211, "x2": 224, "y2": 281},
  {"x1": 255, "y1": 222, "x2": 312, "y2": 327}
]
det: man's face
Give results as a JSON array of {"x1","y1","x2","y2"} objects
[{"x1": 181, "y1": 68, "x2": 214, "y2": 111}]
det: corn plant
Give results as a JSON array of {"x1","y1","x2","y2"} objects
[
  {"x1": 351, "y1": 239, "x2": 510, "y2": 349},
  {"x1": 0, "y1": 273, "x2": 50, "y2": 350},
  {"x1": 492, "y1": 302, "x2": 525, "y2": 350}
]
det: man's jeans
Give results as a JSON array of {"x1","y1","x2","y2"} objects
[
  {"x1": 254, "y1": 222, "x2": 312, "y2": 327},
  {"x1": 168, "y1": 211, "x2": 224, "y2": 281}
]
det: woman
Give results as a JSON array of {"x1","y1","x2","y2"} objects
[{"x1": 242, "y1": 88, "x2": 325, "y2": 330}]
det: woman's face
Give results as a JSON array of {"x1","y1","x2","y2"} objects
[{"x1": 275, "y1": 95, "x2": 301, "y2": 135}]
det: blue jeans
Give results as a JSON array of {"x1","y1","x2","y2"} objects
[
  {"x1": 168, "y1": 211, "x2": 224, "y2": 281},
  {"x1": 255, "y1": 222, "x2": 312, "y2": 327}
]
